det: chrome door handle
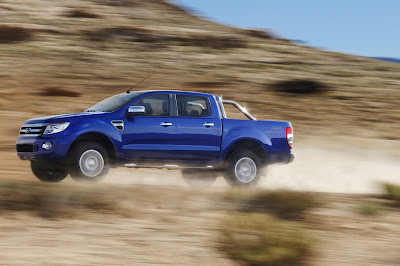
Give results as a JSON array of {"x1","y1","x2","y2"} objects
[
  {"x1": 160, "y1": 122, "x2": 173, "y2": 126},
  {"x1": 203, "y1": 122, "x2": 214, "y2": 127}
]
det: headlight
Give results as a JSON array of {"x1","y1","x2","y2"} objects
[{"x1": 43, "y1": 122, "x2": 70, "y2": 135}]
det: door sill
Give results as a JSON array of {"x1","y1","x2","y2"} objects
[{"x1": 124, "y1": 163, "x2": 214, "y2": 170}]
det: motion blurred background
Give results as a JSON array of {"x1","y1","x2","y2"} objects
[{"x1": 1, "y1": 0, "x2": 400, "y2": 265}]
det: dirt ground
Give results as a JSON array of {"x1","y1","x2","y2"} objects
[
  {"x1": 311, "y1": 196, "x2": 400, "y2": 266},
  {"x1": 1, "y1": 138, "x2": 400, "y2": 265},
  {"x1": 1, "y1": 184, "x2": 400, "y2": 265},
  {"x1": 0, "y1": 186, "x2": 236, "y2": 266}
]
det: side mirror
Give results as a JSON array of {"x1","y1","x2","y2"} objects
[{"x1": 127, "y1": 106, "x2": 146, "y2": 116}]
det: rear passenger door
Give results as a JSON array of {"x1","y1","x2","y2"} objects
[{"x1": 174, "y1": 94, "x2": 221, "y2": 162}]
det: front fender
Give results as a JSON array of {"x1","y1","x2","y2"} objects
[{"x1": 66, "y1": 119, "x2": 124, "y2": 159}]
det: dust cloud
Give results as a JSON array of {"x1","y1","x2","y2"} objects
[
  {"x1": 102, "y1": 139, "x2": 400, "y2": 194},
  {"x1": 264, "y1": 139, "x2": 400, "y2": 194}
]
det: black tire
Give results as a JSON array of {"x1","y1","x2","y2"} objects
[
  {"x1": 68, "y1": 141, "x2": 110, "y2": 182},
  {"x1": 224, "y1": 150, "x2": 263, "y2": 187},
  {"x1": 181, "y1": 169, "x2": 218, "y2": 188},
  {"x1": 31, "y1": 161, "x2": 68, "y2": 182}
]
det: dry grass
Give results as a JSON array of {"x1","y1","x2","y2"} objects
[
  {"x1": 382, "y1": 183, "x2": 400, "y2": 207},
  {"x1": 356, "y1": 201, "x2": 382, "y2": 216},
  {"x1": 0, "y1": 25, "x2": 34, "y2": 42},
  {"x1": 90, "y1": 0, "x2": 139, "y2": 7},
  {"x1": 185, "y1": 81, "x2": 231, "y2": 88},
  {"x1": 36, "y1": 87, "x2": 81, "y2": 97},
  {"x1": 65, "y1": 9, "x2": 101, "y2": 18},
  {"x1": 217, "y1": 190, "x2": 321, "y2": 265},
  {"x1": 218, "y1": 213, "x2": 313, "y2": 266},
  {"x1": 243, "y1": 29, "x2": 273, "y2": 40},
  {"x1": 85, "y1": 26, "x2": 156, "y2": 42},
  {"x1": 224, "y1": 190, "x2": 322, "y2": 220},
  {"x1": 0, "y1": 182, "x2": 129, "y2": 218},
  {"x1": 271, "y1": 79, "x2": 330, "y2": 95},
  {"x1": 85, "y1": 26, "x2": 245, "y2": 49}
]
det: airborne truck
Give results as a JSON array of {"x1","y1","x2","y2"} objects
[{"x1": 16, "y1": 90, "x2": 294, "y2": 187}]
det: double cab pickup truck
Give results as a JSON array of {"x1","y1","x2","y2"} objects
[{"x1": 16, "y1": 90, "x2": 294, "y2": 187}]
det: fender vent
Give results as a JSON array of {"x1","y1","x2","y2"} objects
[{"x1": 111, "y1": 120, "x2": 124, "y2": 131}]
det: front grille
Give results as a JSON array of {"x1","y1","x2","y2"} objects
[
  {"x1": 19, "y1": 123, "x2": 47, "y2": 137},
  {"x1": 17, "y1": 144, "x2": 36, "y2": 152}
]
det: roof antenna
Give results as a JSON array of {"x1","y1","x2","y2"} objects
[{"x1": 127, "y1": 75, "x2": 150, "y2": 93}]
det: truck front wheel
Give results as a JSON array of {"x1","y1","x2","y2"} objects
[
  {"x1": 224, "y1": 150, "x2": 262, "y2": 187},
  {"x1": 69, "y1": 141, "x2": 110, "y2": 182},
  {"x1": 31, "y1": 161, "x2": 68, "y2": 182}
]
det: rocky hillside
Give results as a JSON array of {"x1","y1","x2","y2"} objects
[{"x1": 1, "y1": 0, "x2": 399, "y2": 150}]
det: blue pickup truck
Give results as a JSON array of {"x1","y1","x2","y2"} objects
[{"x1": 16, "y1": 90, "x2": 293, "y2": 187}]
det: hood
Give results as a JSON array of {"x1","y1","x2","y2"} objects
[{"x1": 23, "y1": 112, "x2": 106, "y2": 125}]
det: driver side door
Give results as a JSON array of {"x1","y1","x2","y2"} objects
[{"x1": 123, "y1": 93, "x2": 176, "y2": 161}]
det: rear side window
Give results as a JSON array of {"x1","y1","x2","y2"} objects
[
  {"x1": 133, "y1": 94, "x2": 169, "y2": 116},
  {"x1": 176, "y1": 95, "x2": 211, "y2": 117}
]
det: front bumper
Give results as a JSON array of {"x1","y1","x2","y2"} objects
[{"x1": 16, "y1": 136, "x2": 70, "y2": 161}]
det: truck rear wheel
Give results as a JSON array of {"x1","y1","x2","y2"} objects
[
  {"x1": 31, "y1": 161, "x2": 68, "y2": 182},
  {"x1": 69, "y1": 141, "x2": 110, "y2": 182},
  {"x1": 181, "y1": 169, "x2": 218, "y2": 188},
  {"x1": 224, "y1": 150, "x2": 262, "y2": 187}
]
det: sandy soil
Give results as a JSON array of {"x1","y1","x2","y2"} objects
[
  {"x1": 0, "y1": 187, "x2": 236, "y2": 266},
  {"x1": 3, "y1": 138, "x2": 400, "y2": 265},
  {"x1": 1, "y1": 185, "x2": 400, "y2": 265},
  {"x1": 311, "y1": 196, "x2": 400, "y2": 266}
]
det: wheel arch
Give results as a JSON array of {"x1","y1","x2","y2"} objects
[
  {"x1": 67, "y1": 132, "x2": 118, "y2": 167},
  {"x1": 224, "y1": 138, "x2": 267, "y2": 165}
]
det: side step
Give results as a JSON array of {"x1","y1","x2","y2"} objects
[{"x1": 124, "y1": 163, "x2": 214, "y2": 170}]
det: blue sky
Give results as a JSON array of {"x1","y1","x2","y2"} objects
[{"x1": 173, "y1": 0, "x2": 399, "y2": 58}]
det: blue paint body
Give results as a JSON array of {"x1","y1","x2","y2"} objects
[{"x1": 16, "y1": 91, "x2": 293, "y2": 168}]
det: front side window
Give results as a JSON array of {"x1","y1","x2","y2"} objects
[
  {"x1": 176, "y1": 95, "x2": 211, "y2": 117},
  {"x1": 133, "y1": 94, "x2": 169, "y2": 116}
]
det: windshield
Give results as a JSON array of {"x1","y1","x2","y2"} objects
[{"x1": 85, "y1": 92, "x2": 144, "y2": 112}]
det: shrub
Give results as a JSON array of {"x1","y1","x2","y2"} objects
[
  {"x1": 356, "y1": 201, "x2": 382, "y2": 216},
  {"x1": 225, "y1": 190, "x2": 322, "y2": 220},
  {"x1": 0, "y1": 25, "x2": 34, "y2": 42},
  {"x1": 271, "y1": 79, "x2": 329, "y2": 95},
  {"x1": 218, "y1": 213, "x2": 313, "y2": 266},
  {"x1": 184, "y1": 81, "x2": 230, "y2": 88},
  {"x1": 243, "y1": 29, "x2": 272, "y2": 40},
  {"x1": 37, "y1": 87, "x2": 81, "y2": 97},
  {"x1": 174, "y1": 35, "x2": 246, "y2": 49},
  {"x1": 65, "y1": 9, "x2": 101, "y2": 18},
  {"x1": 383, "y1": 183, "x2": 400, "y2": 206},
  {"x1": 85, "y1": 26, "x2": 245, "y2": 49},
  {"x1": 85, "y1": 26, "x2": 158, "y2": 42},
  {"x1": 0, "y1": 182, "x2": 127, "y2": 219},
  {"x1": 90, "y1": 0, "x2": 136, "y2": 7}
]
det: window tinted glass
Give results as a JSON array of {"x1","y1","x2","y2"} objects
[
  {"x1": 133, "y1": 94, "x2": 169, "y2": 116},
  {"x1": 85, "y1": 92, "x2": 144, "y2": 112},
  {"x1": 176, "y1": 95, "x2": 211, "y2": 117}
]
